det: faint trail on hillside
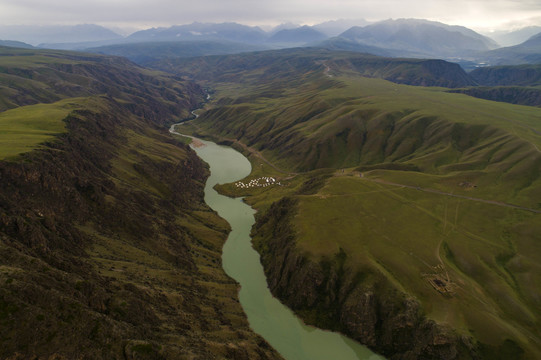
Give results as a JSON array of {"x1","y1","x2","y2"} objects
[
  {"x1": 436, "y1": 201, "x2": 448, "y2": 266},
  {"x1": 362, "y1": 177, "x2": 541, "y2": 214},
  {"x1": 315, "y1": 60, "x2": 334, "y2": 78},
  {"x1": 322, "y1": 61, "x2": 333, "y2": 78}
]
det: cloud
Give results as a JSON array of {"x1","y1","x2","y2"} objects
[{"x1": 0, "y1": 0, "x2": 539, "y2": 30}]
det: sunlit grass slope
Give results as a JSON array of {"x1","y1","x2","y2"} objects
[
  {"x1": 0, "y1": 98, "x2": 86, "y2": 160},
  {"x1": 195, "y1": 73, "x2": 541, "y2": 213}
]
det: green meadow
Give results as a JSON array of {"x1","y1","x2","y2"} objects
[
  {"x1": 0, "y1": 98, "x2": 89, "y2": 160},
  {"x1": 196, "y1": 71, "x2": 541, "y2": 208},
  {"x1": 293, "y1": 172, "x2": 540, "y2": 351},
  {"x1": 186, "y1": 55, "x2": 541, "y2": 358}
]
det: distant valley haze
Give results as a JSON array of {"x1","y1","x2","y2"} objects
[{"x1": 1, "y1": 0, "x2": 541, "y2": 69}]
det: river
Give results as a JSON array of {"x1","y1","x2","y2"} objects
[{"x1": 170, "y1": 126, "x2": 383, "y2": 360}]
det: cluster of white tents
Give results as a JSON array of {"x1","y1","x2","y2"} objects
[{"x1": 235, "y1": 176, "x2": 281, "y2": 189}]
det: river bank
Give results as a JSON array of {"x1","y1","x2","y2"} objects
[{"x1": 170, "y1": 124, "x2": 383, "y2": 360}]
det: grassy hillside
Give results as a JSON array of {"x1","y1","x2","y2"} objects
[
  {"x1": 0, "y1": 46, "x2": 200, "y2": 120},
  {"x1": 0, "y1": 48, "x2": 280, "y2": 359},
  {"x1": 151, "y1": 48, "x2": 476, "y2": 88},
  {"x1": 87, "y1": 40, "x2": 267, "y2": 66},
  {"x1": 0, "y1": 99, "x2": 73, "y2": 159},
  {"x1": 449, "y1": 86, "x2": 541, "y2": 107},
  {"x1": 173, "y1": 50, "x2": 541, "y2": 359},
  {"x1": 189, "y1": 72, "x2": 541, "y2": 209}
]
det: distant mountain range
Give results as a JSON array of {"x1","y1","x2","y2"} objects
[
  {"x1": 484, "y1": 26, "x2": 541, "y2": 47},
  {"x1": 477, "y1": 32, "x2": 541, "y2": 65},
  {"x1": 0, "y1": 40, "x2": 33, "y2": 49},
  {"x1": 127, "y1": 22, "x2": 268, "y2": 44},
  {"x1": 1, "y1": 20, "x2": 541, "y2": 68},
  {"x1": 267, "y1": 26, "x2": 328, "y2": 46},
  {"x1": 312, "y1": 19, "x2": 372, "y2": 37},
  {"x1": 333, "y1": 19, "x2": 498, "y2": 59}
]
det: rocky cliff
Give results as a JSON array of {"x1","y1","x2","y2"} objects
[
  {"x1": 469, "y1": 65, "x2": 541, "y2": 87},
  {"x1": 449, "y1": 86, "x2": 541, "y2": 107},
  {"x1": 252, "y1": 197, "x2": 523, "y2": 360}
]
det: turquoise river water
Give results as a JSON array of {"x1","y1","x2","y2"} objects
[{"x1": 171, "y1": 126, "x2": 384, "y2": 360}]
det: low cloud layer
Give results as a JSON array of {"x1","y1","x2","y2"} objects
[{"x1": 1, "y1": 0, "x2": 540, "y2": 31}]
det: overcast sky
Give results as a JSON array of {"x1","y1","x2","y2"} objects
[{"x1": 1, "y1": 0, "x2": 540, "y2": 33}]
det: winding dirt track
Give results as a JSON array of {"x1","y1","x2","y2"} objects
[{"x1": 362, "y1": 178, "x2": 541, "y2": 214}]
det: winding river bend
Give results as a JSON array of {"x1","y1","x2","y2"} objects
[{"x1": 171, "y1": 126, "x2": 383, "y2": 360}]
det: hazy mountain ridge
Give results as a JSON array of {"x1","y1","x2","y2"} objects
[
  {"x1": 0, "y1": 24, "x2": 122, "y2": 46},
  {"x1": 314, "y1": 37, "x2": 397, "y2": 57},
  {"x1": 87, "y1": 40, "x2": 266, "y2": 66},
  {"x1": 337, "y1": 19, "x2": 498, "y2": 58},
  {"x1": 0, "y1": 40, "x2": 33, "y2": 49},
  {"x1": 478, "y1": 33, "x2": 541, "y2": 65},
  {"x1": 122, "y1": 19, "x2": 503, "y2": 62},
  {"x1": 128, "y1": 22, "x2": 268, "y2": 44},
  {"x1": 0, "y1": 20, "x2": 520, "y2": 67},
  {"x1": 485, "y1": 26, "x2": 541, "y2": 47},
  {"x1": 267, "y1": 26, "x2": 328, "y2": 45},
  {"x1": 312, "y1": 19, "x2": 372, "y2": 37},
  {"x1": 3, "y1": 20, "x2": 540, "y2": 69}
]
